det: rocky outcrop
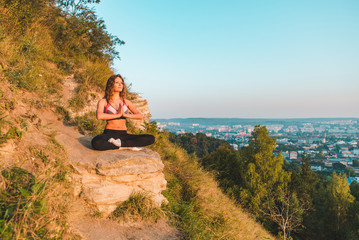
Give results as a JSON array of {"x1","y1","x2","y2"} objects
[
  {"x1": 128, "y1": 93, "x2": 152, "y2": 130},
  {"x1": 75, "y1": 148, "x2": 167, "y2": 216},
  {"x1": 55, "y1": 130, "x2": 167, "y2": 217}
]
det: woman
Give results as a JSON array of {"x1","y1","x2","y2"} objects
[{"x1": 91, "y1": 74, "x2": 155, "y2": 150}]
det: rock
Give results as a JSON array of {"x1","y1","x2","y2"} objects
[
  {"x1": 55, "y1": 131, "x2": 167, "y2": 217},
  {"x1": 76, "y1": 149, "x2": 167, "y2": 216},
  {"x1": 81, "y1": 149, "x2": 166, "y2": 216},
  {"x1": 127, "y1": 93, "x2": 152, "y2": 130}
]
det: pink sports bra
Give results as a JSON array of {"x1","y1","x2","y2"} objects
[{"x1": 105, "y1": 100, "x2": 129, "y2": 120}]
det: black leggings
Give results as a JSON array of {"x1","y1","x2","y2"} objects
[{"x1": 91, "y1": 129, "x2": 155, "y2": 151}]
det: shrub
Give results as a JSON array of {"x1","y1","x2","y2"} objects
[
  {"x1": 0, "y1": 167, "x2": 48, "y2": 239},
  {"x1": 73, "y1": 111, "x2": 106, "y2": 137},
  {"x1": 111, "y1": 192, "x2": 164, "y2": 222}
]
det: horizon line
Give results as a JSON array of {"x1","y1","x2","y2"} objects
[{"x1": 153, "y1": 117, "x2": 359, "y2": 120}]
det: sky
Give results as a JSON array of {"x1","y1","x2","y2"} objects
[{"x1": 93, "y1": 0, "x2": 359, "y2": 119}]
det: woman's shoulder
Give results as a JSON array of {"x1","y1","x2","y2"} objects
[
  {"x1": 98, "y1": 98, "x2": 108, "y2": 105},
  {"x1": 123, "y1": 98, "x2": 132, "y2": 105}
]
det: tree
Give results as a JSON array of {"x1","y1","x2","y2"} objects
[
  {"x1": 262, "y1": 188, "x2": 309, "y2": 240},
  {"x1": 345, "y1": 167, "x2": 355, "y2": 177},
  {"x1": 57, "y1": 0, "x2": 100, "y2": 16},
  {"x1": 200, "y1": 146, "x2": 241, "y2": 194},
  {"x1": 54, "y1": 0, "x2": 124, "y2": 61},
  {"x1": 347, "y1": 181, "x2": 359, "y2": 238},
  {"x1": 239, "y1": 125, "x2": 290, "y2": 214},
  {"x1": 350, "y1": 180, "x2": 359, "y2": 200},
  {"x1": 289, "y1": 154, "x2": 320, "y2": 239},
  {"x1": 332, "y1": 162, "x2": 346, "y2": 171},
  {"x1": 325, "y1": 173, "x2": 355, "y2": 238}
]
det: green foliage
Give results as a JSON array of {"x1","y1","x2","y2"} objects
[
  {"x1": 5, "y1": 126, "x2": 23, "y2": 140},
  {"x1": 4, "y1": 62, "x2": 38, "y2": 91},
  {"x1": 262, "y1": 188, "x2": 308, "y2": 240},
  {"x1": 167, "y1": 124, "x2": 359, "y2": 239},
  {"x1": 0, "y1": 167, "x2": 49, "y2": 239},
  {"x1": 326, "y1": 173, "x2": 355, "y2": 227},
  {"x1": 74, "y1": 60, "x2": 114, "y2": 89},
  {"x1": 56, "y1": 106, "x2": 71, "y2": 122},
  {"x1": 350, "y1": 181, "x2": 359, "y2": 200},
  {"x1": 58, "y1": 0, "x2": 101, "y2": 16},
  {"x1": 111, "y1": 192, "x2": 163, "y2": 222},
  {"x1": 1, "y1": 167, "x2": 36, "y2": 198},
  {"x1": 347, "y1": 199, "x2": 359, "y2": 239},
  {"x1": 53, "y1": 0, "x2": 124, "y2": 61},
  {"x1": 162, "y1": 154, "x2": 230, "y2": 239},
  {"x1": 345, "y1": 167, "x2": 355, "y2": 177},
  {"x1": 239, "y1": 125, "x2": 290, "y2": 214},
  {"x1": 333, "y1": 162, "x2": 346, "y2": 171},
  {"x1": 0, "y1": 0, "x2": 51, "y2": 33},
  {"x1": 73, "y1": 111, "x2": 106, "y2": 136},
  {"x1": 4, "y1": 100, "x2": 14, "y2": 111},
  {"x1": 67, "y1": 60, "x2": 113, "y2": 111},
  {"x1": 201, "y1": 146, "x2": 241, "y2": 196},
  {"x1": 56, "y1": 58, "x2": 75, "y2": 74},
  {"x1": 300, "y1": 173, "x2": 356, "y2": 240},
  {"x1": 289, "y1": 154, "x2": 319, "y2": 207},
  {"x1": 169, "y1": 132, "x2": 231, "y2": 158},
  {"x1": 0, "y1": 126, "x2": 23, "y2": 146}
]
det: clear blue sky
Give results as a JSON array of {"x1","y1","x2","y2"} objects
[{"x1": 93, "y1": 0, "x2": 359, "y2": 119}]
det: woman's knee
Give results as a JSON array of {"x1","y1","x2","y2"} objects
[
  {"x1": 91, "y1": 136, "x2": 100, "y2": 150},
  {"x1": 91, "y1": 135, "x2": 108, "y2": 150},
  {"x1": 146, "y1": 134, "x2": 155, "y2": 145}
]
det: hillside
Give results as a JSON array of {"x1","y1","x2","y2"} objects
[
  {"x1": 0, "y1": 1, "x2": 275, "y2": 239},
  {"x1": 0, "y1": 71, "x2": 275, "y2": 239}
]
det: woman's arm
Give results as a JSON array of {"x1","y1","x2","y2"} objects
[
  {"x1": 96, "y1": 99, "x2": 123, "y2": 120},
  {"x1": 123, "y1": 99, "x2": 143, "y2": 120}
]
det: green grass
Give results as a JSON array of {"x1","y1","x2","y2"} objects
[
  {"x1": 0, "y1": 142, "x2": 76, "y2": 239},
  {"x1": 111, "y1": 191, "x2": 164, "y2": 223}
]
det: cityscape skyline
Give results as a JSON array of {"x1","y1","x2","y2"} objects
[
  {"x1": 94, "y1": 0, "x2": 359, "y2": 118},
  {"x1": 156, "y1": 117, "x2": 359, "y2": 180}
]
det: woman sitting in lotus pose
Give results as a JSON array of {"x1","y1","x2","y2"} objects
[{"x1": 91, "y1": 74, "x2": 155, "y2": 150}]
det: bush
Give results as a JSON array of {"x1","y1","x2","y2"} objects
[
  {"x1": 0, "y1": 167, "x2": 48, "y2": 239},
  {"x1": 73, "y1": 111, "x2": 106, "y2": 137},
  {"x1": 111, "y1": 192, "x2": 164, "y2": 222}
]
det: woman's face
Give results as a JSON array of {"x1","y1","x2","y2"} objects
[{"x1": 113, "y1": 77, "x2": 124, "y2": 93}]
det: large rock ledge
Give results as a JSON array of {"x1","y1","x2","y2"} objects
[{"x1": 55, "y1": 130, "x2": 167, "y2": 217}]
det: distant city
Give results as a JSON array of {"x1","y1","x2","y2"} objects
[{"x1": 155, "y1": 118, "x2": 359, "y2": 182}]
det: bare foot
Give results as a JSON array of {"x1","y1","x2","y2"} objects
[{"x1": 108, "y1": 138, "x2": 122, "y2": 147}]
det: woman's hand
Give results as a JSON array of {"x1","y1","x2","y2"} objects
[
  {"x1": 123, "y1": 100, "x2": 143, "y2": 120},
  {"x1": 96, "y1": 99, "x2": 124, "y2": 120},
  {"x1": 118, "y1": 102, "x2": 124, "y2": 117}
]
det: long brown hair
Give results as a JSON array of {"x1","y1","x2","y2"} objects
[{"x1": 104, "y1": 74, "x2": 127, "y2": 103}]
